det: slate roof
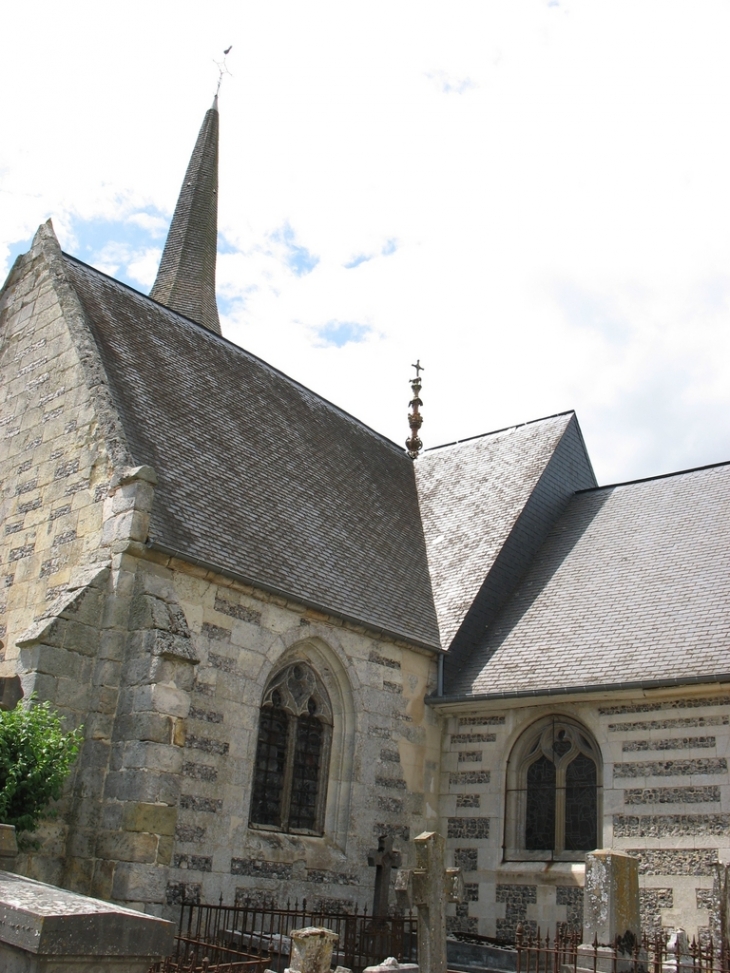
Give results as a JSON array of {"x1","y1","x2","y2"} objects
[
  {"x1": 62, "y1": 255, "x2": 440, "y2": 649},
  {"x1": 415, "y1": 414, "x2": 596, "y2": 651},
  {"x1": 447, "y1": 462, "x2": 730, "y2": 697}
]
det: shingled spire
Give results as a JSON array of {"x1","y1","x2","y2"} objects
[{"x1": 150, "y1": 97, "x2": 221, "y2": 334}]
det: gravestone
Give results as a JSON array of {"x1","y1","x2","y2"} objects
[
  {"x1": 579, "y1": 850, "x2": 642, "y2": 973},
  {"x1": 394, "y1": 831, "x2": 463, "y2": 973},
  {"x1": 712, "y1": 863, "x2": 730, "y2": 946},
  {"x1": 664, "y1": 929, "x2": 692, "y2": 973},
  {"x1": 368, "y1": 835, "x2": 402, "y2": 916},
  {"x1": 287, "y1": 926, "x2": 339, "y2": 973},
  {"x1": 0, "y1": 869, "x2": 174, "y2": 972},
  {"x1": 583, "y1": 849, "x2": 640, "y2": 946},
  {"x1": 364, "y1": 957, "x2": 419, "y2": 973}
]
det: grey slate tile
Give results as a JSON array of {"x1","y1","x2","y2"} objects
[
  {"x1": 62, "y1": 256, "x2": 440, "y2": 648},
  {"x1": 450, "y1": 463, "x2": 730, "y2": 696}
]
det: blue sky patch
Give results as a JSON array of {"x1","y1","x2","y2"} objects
[
  {"x1": 344, "y1": 252, "x2": 372, "y2": 269},
  {"x1": 3, "y1": 236, "x2": 33, "y2": 276},
  {"x1": 344, "y1": 238, "x2": 398, "y2": 269},
  {"x1": 316, "y1": 320, "x2": 372, "y2": 347},
  {"x1": 272, "y1": 223, "x2": 319, "y2": 276},
  {"x1": 72, "y1": 210, "x2": 166, "y2": 256}
]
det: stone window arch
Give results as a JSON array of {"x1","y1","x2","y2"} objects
[
  {"x1": 504, "y1": 716, "x2": 602, "y2": 861},
  {"x1": 249, "y1": 662, "x2": 333, "y2": 835}
]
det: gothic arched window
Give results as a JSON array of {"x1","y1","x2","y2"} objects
[
  {"x1": 249, "y1": 663, "x2": 333, "y2": 835},
  {"x1": 505, "y1": 717, "x2": 601, "y2": 861}
]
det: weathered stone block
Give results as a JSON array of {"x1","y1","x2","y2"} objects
[
  {"x1": 111, "y1": 861, "x2": 170, "y2": 904},
  {"x1": 157, "y1": 837, "x2": 174, "y2": 866},
  {"x1": 122, "y1": 803, "x2": 178, "y2": 836},
  {"x1": 115, "y1": 713, "x2": 173, "y2": 745},
  {"x1": 97, "y1": 831, "x2": 158, "y2": 864},
  {"x1": 104, "y1": 770, "x2": 180, "y2": 806},
  {"x1": 133, "y1": 684, "x2": 191, "y2": 719}
]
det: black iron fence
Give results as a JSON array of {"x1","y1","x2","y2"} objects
[
  {"x1": 169, "y1": 898, "x2": 417, "y2": 973},
  {"x1": 150, "y1": 932, "x2": 271, "y2": 973},
  {"x1": 515, "y1": 924, "x2": 730, "y2": 973}
]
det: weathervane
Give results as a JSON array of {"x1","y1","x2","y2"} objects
[
  {"x1": 213, "y1": 46, "x2": 234, "y2": 97},
  {"x1": 406, "y1": 360, "x2": 424, "y2": 460}
]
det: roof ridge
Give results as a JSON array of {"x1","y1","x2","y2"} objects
[
  {"x1": 424, "y1": 410, "x2": 576, "y2": 453},
  {"x1": 577, "y1": 457, "x2": 730, "y2": 493},
  {"x1": 61, "y1": 252, "x2": 410, "y2": 458}
]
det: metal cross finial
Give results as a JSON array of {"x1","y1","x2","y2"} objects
[
  {"x1": 214, "y1": 46, "x2": 234, "y2": 97},
  {"x1": 406, "y1": 359, "x2": 424, "y2": 459}
]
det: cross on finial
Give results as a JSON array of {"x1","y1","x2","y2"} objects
[
  {"x1": 213, "y1": 46, "x2": 234, "y2": 97},
  {"x1": 406, "y1": 359, "x2": 424, "y2": 459}
]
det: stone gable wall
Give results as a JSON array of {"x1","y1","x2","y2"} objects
[
  {"x1": 0, "y1": 228, "x2": 118, "y2": 674},
  {"x1": 438, "y1": 692, "x2": 730, "y2": 940}
]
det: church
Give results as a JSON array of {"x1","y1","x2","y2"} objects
[{"x1": 1, "y1": 96, "x2": 729, "y2": 941}]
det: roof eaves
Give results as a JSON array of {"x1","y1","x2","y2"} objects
[{"x1": 428, "y1": 671, "x2": 730, "y2": 706}]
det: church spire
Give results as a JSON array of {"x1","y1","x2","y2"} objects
[{"x1": 150, "y1": 97, "x2": 221, "y2": 334}]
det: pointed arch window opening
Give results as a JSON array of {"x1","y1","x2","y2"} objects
[
  {"x1": 250, "y1": 663, "x2": 333, "y2": 836},
  {"x1": 506, "y1": 717, "x2": 601, "y2": 862}
]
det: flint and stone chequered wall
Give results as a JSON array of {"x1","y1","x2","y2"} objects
[{"x1": 439, "y1": 695, "x2": 730, "y2": 941}]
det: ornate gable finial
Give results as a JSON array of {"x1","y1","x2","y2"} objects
[{"x1": 406, "y1": 360, "x2": 424, "y2": 460}]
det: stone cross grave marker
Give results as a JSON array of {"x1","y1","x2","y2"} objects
[
  {"x1": 368, "y1": 834, "x2": 402, "y2": 916},
  {"x1": 394, "y1": 831, "x2": 464, "y2": 973}
]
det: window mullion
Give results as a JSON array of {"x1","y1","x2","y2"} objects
[
  {"x1": 280, "y1": 712, "x2": 297, "y2": 831},
  {"x1": 554, "y1": 766, "x2": 566, "y2": 855},
  {"x1": 312, "y1": 723, "x2": 333, "y2": 833}
]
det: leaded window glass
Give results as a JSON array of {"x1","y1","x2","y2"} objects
[
  {"x1": 505, "y1": 717, "x2": 601, "y2": 861},
  {"x1": 250, "y1": 663, "x2": 333, "y2": 835}
]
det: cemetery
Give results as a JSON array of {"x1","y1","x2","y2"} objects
[{"x1": 2, "y1": 825, "x2": 730, "y2": 973}]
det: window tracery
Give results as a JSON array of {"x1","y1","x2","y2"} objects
[
  {"x1": 250, "y1": 663, "x2": 333, "y2": 835},
  {"x1": 505, "y1": 717, "x2": 601, "y2": 861}
]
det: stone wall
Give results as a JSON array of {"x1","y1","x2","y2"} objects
[
  {"x1": 0, "y1": 224, "x2": 120, "y2": 676},
  {"x1": 437, "y1": 691, "x2": 730, "y2": 940},
  {"x1": 140, "y1": 551, "x2": 442, "y2": 916},
  {"x1": 13, "y1": 542, "x2": 441, "y2": 916}
]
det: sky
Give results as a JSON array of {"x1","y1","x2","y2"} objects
[{"x1": 2, "y1": 1, "x2": 730, "y2": 485}]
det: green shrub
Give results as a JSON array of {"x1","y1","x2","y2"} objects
[{"x1": 0, "y1": 697, "x2": 82, "y2": 833}]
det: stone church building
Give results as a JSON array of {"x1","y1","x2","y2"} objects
[{"x1": 1, "y1": 99, "x2": 729, "y2": 940}]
